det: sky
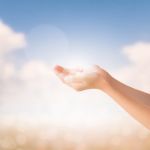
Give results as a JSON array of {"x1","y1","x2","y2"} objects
[
  {"x1": 1, "y1": 0, "x2": 150, "y2": 68},
  {"x1": 0, "y1": 0, "x2": 150, "y2": 132}
]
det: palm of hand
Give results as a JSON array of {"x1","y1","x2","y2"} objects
[{"x1": 54, "y1": 65, "x2": 103, "y2": 91}]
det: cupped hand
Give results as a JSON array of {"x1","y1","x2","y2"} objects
[{"x1": 54, "y1": 65, "x2": 109, "y2": 91}]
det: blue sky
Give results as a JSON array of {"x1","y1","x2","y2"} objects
[
  {"x1": 1, "y1": 0, "x2": 150, "y2": 39},
  {"x1": 1, "y1": 0, "x2": 150, "y2": 70}
]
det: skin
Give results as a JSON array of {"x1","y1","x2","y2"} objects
[{"x1": 54, "y1": 65, "x2": 150, "y2": 129}]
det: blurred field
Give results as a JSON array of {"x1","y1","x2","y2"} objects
[{"x1": 0, "y1": 120, "x2": 150, "y2": 150}]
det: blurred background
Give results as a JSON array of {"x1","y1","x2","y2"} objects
[{"x1": 0, "y1": 0, "x2": 150, "y2": 149}]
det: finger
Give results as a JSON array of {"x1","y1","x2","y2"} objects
[
  {"x1": 54, "y1": 65, "x2": 65, "y2": 73},
  {"x1": 54, "y1": 65, "x2": 70, "y2": 75},
  {"x1": 54, "y1": 65, "x2": 71, "y2": 83}
]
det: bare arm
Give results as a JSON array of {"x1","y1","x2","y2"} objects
[
  {"x1": 54, "y1": 65, "x2": 150, "y2": 129},
  {"x1": 101, "y1": 73, "x2": 150, "y2": 129}
]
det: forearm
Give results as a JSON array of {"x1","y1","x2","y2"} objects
[{"x1": 99, "y1": 73, "x2": 150, "y2": 129}]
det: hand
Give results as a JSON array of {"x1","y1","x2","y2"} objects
[{"x1": 54, "y1": 65, "x2": 110, "y2": 91}]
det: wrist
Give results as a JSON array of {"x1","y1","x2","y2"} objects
[{"x1": 96, "y1": 70, "x2": 114, "y2": 92}]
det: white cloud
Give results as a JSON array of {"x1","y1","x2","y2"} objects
[
  {"x1": 123, "y1": 42, "x2": 150, "y2": 65},
  {"x1": 19, "y1": 60, "x2": 50, "y2": 81},
  {"x1": 116, "y1": 42, "x2": 150, "y2": 92},
  {"x1": 0, "y1": 61, "x2": 15, "y2": 80},
  {"x1": 0, "y1": 20, "x2": 26, "y2": 81},
  {"x1": 0, "y1": 20, "x2": 26, "y2": 56}
]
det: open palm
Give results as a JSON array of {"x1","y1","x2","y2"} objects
[{"x1": 54, "y1": 65, "x2": 107, "y2": 91}]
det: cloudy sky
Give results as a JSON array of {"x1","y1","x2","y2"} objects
[{"x1": 0, "y1": 0, "x2": 150, "y2": 131}]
